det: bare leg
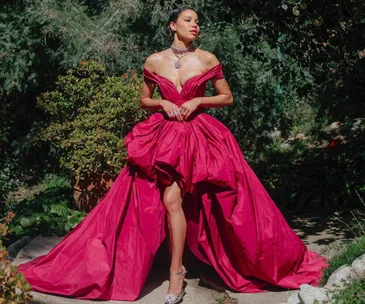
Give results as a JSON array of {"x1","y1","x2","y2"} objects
[{"x1": 163, "y1": 181, "x2": 186, "y2": 295}]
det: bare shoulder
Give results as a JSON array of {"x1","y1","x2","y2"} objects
[
  {"x1": 197, "y1": 50, "x2": 220, "y2": 70},
  {"x1": 143, "y1": 53, "x2": 161, "y2": 72},
  {"x1": 144, "y1": 49, "x2": 170, "y2": 72}
]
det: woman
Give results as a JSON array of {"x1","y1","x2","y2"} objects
[{"x1": 18, "y1": 7, "x2": 327, "y2": 304}]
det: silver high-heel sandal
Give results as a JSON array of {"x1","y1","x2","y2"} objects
[{"x1": 164, "y1": 266, "x2": 187, "y2": 304}]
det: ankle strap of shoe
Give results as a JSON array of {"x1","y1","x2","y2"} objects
[{"x1": 170, "y1": 265, "x2": 187, "y2": 276}]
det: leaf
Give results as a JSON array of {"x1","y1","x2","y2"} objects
[
  {"x1": 23, "y1": 283, "x2": 32, "y2": 291},
  {"x1": 50, "y1": 203, "x2": 69, "y2": 217},
  {"x1": 19, "y1": 218, "x2": 31, "y2": 228},
  {"x1": 40, "y1": 214, "x2": 51, "y2": 222},
  {"x1": 13, "y1": 226, "x2": 24, "y2": 235}
]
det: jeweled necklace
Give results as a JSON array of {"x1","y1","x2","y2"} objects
[{"x1": 170, "y1": 44, "x2": 193, "y2": 69}]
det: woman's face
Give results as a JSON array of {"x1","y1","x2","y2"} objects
[{"x1": 170, "y1": 9, "x2": 200, "y2": 42}]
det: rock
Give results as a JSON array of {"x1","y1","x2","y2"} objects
[
  {"x1": 333, "y1": 135, "x2": 346, "y2": 144},
  {"x1": 351, "y1": 118, "x2": 363, "y2": 131},
  {"x1": 351, "y1": 254, "x2": 365, "y2": 278},
  {"x1": 324, "y1": 265, "x2": 358, "y2": 291},
  {"x1": 330, "y1": 121, "x2": 341, "y2": 130},
  {"x1": 295, "y1": 133, "x2": 305, "y2": 140},
  {"x1": 15, "y1": 235, "x2": 43, "y2": 259},
  {"x1": 5, "y1": 236, "x2": 33, "y2": 260},
  {"x1": 284, "y1": 291, "x2": 300, "y2": 304},
  {"x1": 298, "y1": 284, "x2": 329, "y2": 304}
]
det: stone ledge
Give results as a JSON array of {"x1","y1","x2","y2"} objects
[{"x1": 282, "y1": 253, "x2": 365, "y2": 304}]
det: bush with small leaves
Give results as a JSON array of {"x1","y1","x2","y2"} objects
[
  {"x1": 37, "y1": 60, "x2": 147, "y2": 177},
  {"x1": 0, "y1": 212, "x2": 33, "y2": 304}
]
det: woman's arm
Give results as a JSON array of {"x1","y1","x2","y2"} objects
[
  {"x1": 139, "y1": 54, "x2": 164, "y2": 111},
  {"x1": 180, "y1": 53, "x2": 233, "y2": 119},
  {"x1": 194, "y1": 78, "x2": 233, "y2": 108},
  {"x1": 197, "y1": 52, "x2": 233, "y2": 107},
  {"x1": 180, "y1": 78, "x2": 233, "y2": 120},
  {"x1": 140, "y1": 80, "x2": 163, "y2": 111}
]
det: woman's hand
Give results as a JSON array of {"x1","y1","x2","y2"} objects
[
  {"x1": 180, "y1": 98, "x2": 202, "y2": 120},
  {"x1": 160, "y1": 99, "x2": 183, "y2": 122}
]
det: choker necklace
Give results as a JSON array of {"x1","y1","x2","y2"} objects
[{"x1": 170, "y1": 44, "x2": 193, "y2": 69}]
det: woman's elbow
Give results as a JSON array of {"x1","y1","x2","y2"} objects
[
  {"x1": 140, "y1": 98, "x2": 147, "y2": 109},
  {"x1": 226, "y1": 94, "x2": 233, "y2": 105}
]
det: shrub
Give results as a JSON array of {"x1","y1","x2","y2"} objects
[
  {"x1": 331, "y1": 279, "x2": 365, "y2": 304},
  {"x1": 201, "y1": 21, "x2": 316, "y2": 161},
  {"x1": 36, "y1": 60, "x2": 147, "y2": 176},
  {"x1": 0, "y1": 212, "x2": 33, "y2": 304},
  {"x1": 6, "y1": 175, "x2": 86, "y2": 239},
  {"x1": 266, "y1": 119, "x2": 365, "y2": 212},
  {"x1": 0, "y1": 161, "x2": 17, "y2": 204}
]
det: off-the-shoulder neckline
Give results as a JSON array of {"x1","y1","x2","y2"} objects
[{"x1": 143, "y1": 63, "x2": 221, "y2": 95}]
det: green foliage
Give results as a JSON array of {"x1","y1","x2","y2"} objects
[
  {"x1": 5, "y1": 174, "x2": 86, "y2": 239},
  {"x1": 24, "y1": 0, "x2": 143, "y2": 73},
  {"x1": 0, "y1": 161, "x2": 18, "y2": 204},
  {"x1": 321, "y1": 236, "x2": 365, "y2": 285},
  {"x1": 331, "y1": 279, "x2": 365, "y2": 304},
  {"x1": 274, "y1": 1, "x2": 365, "y2": 120},
  {"x1": 201, "y1": 20, "x2": 316, "y2": 160},
  {"x1": 253, "y1": 118, "x2": 365, "y2": 212},
  {"x1": 0, "y1": 1, "x2": 42, "y2": 93},
  {"x1": 36, "y1": 61, "x2": 147, "y2": 175},
  {"x1": 0, "y1": 213, "x2": 33, "y2": 304},
  {"x1": 0, "y1": 0, "x2": 44, "y2": 147},
  {"x1": 0, "y1": 0, "x2": 59, "y2": 203}
]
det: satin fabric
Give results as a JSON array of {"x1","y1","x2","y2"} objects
[{"x1": 18, "y1": 63, "x2": 327, "y2": 301}]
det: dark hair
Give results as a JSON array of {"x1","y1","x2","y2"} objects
[{"x1": 166, "y1": 7, "x2": 198, "y2": 41}]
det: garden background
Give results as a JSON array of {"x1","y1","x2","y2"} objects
[{"x1": 1, "y1": 0, "x2": 365, "y2": 302}]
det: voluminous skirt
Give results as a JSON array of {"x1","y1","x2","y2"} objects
[{"x1": 18, "y1": 111, "x2": 327, "y2": 301}]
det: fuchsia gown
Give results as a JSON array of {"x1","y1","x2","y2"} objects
[{"x1": 18, "y1": 63, "x2": 327, "y2": 301}]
